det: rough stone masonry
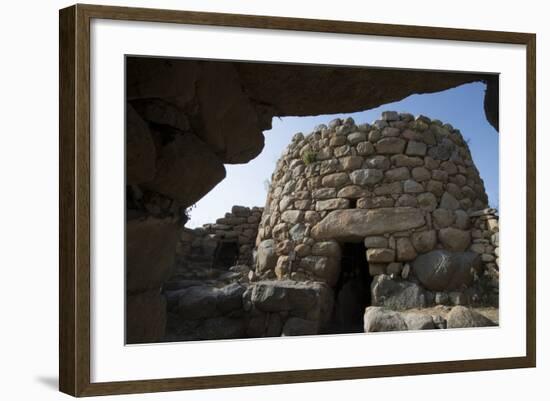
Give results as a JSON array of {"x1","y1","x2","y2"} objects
[
  {"x1": 162, "y1": 112, "x2": 499, "y2": 341},
  {"x1": 256, "y1": 112, "x2": 499, "y2": 302},
  {"x1": 125, "y1": 57, "x2": 499, "y2": 343}
]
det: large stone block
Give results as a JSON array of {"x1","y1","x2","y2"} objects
[
  {"x1": 197, "y1": 63, "x2": 264, "y2": 163},
  {"x1": 412, "y1": 250, "x2": 482, "y2": 291},
  {"x1": 363, "y1": 307, "x2": 407, "y2": 332},
  {"x1": 311, "y1": 207, "x2": 425, "y2": 240},
  {"x1": 371, "y1": 275, "x2": 429, "y2": 309},
  {"x1": 143, "y1": 134, "x2": 226, "y2": 207},
  {"x1": 249, "y1": 280, "x2": 331, "y2": 313},
  {"x1": 126, "y1": 217, "x2": 178, "y2": 292}
]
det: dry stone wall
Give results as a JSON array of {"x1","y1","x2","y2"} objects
[
  {"x1": 172, "y1": 206, "x2": 263, "y2": 281},
  {"x1": 256, "y1": 111, "x2": 498, "y2": 308},
  {"x1": 469, "y1": 208, "x2": 500, "y2": 305}
]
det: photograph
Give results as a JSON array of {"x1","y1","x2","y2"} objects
[
  {"x1": 125, "y1": 57, "x2": 500, "y2": 344},
  {"x1": 0, "y1": 0, "x2": 543, "y2": 399}
]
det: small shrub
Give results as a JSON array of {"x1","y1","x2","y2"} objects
[{"x1": 302, "y1": 150, "x2": 317, "y2": 165}]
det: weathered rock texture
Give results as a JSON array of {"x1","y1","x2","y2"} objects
[
  {"x1": 172, "y1": 205, "x2": 263, "y2": 280},
  {"x1": 255, "y1": 112, "x2": 498, "y2": 311},
  {"x1": 126, "y1": 56, "x2": 499, "y2": 342},
  {"x1": 165, "y1": 280, "x2": 334, "y2": 341},
  {"x1": 364, "y1": 305, "x2": 497, "y2": 332}
]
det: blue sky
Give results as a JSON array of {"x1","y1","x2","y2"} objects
[{"x1": 187, "y1": 82, "x2": 499, "y2": 228}]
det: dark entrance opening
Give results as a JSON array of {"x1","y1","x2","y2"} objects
[
  {"x1": 326, "y1": 242, "x2": 372, "y2": 334},
  {"x1": 213, "y1": 241, "x2": 239, "y2": 270}
]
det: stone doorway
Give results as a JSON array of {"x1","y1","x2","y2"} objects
[
  {"x1": 327, "y1": 242, "x2": 372, "y2": 333},
  {"x1": 213, "y1": 241, "x2": 239, "y2": 270}
]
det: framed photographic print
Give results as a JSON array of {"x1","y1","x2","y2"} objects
[{"x1": 59, "y1": 3, "x2": 536, "y2": 397}]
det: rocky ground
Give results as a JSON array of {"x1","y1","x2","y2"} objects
[
  {"x1": 363, "y1": 305, "x2": 498, "y2": 332},
  {"x1": 163, "y1": 264, "x2": 499, "y2": 341}
]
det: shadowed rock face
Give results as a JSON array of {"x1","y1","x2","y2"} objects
[{"x1": 236, "y1": 63, "x2": 497, "y2": 128}]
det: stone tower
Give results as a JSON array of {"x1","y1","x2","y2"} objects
[{"x1": 255, "y1": 111, "x2": 499, "y2": 321}]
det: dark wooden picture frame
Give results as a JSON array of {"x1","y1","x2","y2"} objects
[{"x1": 59, "y1": 3, "x2": 536, "y2": 397}]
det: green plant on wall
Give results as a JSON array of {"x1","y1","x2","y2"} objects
[{"x1": 302, "y1": 150, "x2": 317, "y2": 165}]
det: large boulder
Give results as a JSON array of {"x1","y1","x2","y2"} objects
[
  {"x1": 371, "y1": 274, "x2": 429, "y2": 309},
  {"x1": 364, "y1": 307, "x2": 437, "y2": 333},
  {"x1": 197, "y1": 62, "x2": 265, "y2": 163},
  {"x1": 143, "y1": 133, "x2": 226, "y2": 207},
  {"x1": 446, "y1": 306, "x2": 497, "y2": 328},
  {"x1": 129, "y1": 58, "x2": 266, "y2": 164},
  {"x1": 363, "y1": 307, "x2": 407, "y2": 332},
  {"x1": 311, "y1": 207, "x2": 425, "y2": 240},
  {"x1": 126, "y1": 217, "x2": 178, "y2": 292},
  {"x1": 236, "y1": 62, "x2": 492, "y2": 123},
  {"x1": 412, "y1": 250, "x2": 482, "y2": 291},
  {"x1": 247, "y1": 281, "x2": 333, "y2": 328},
  {"x1": 249, "y1": 281, "x2": 318, "y2": 312}
]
